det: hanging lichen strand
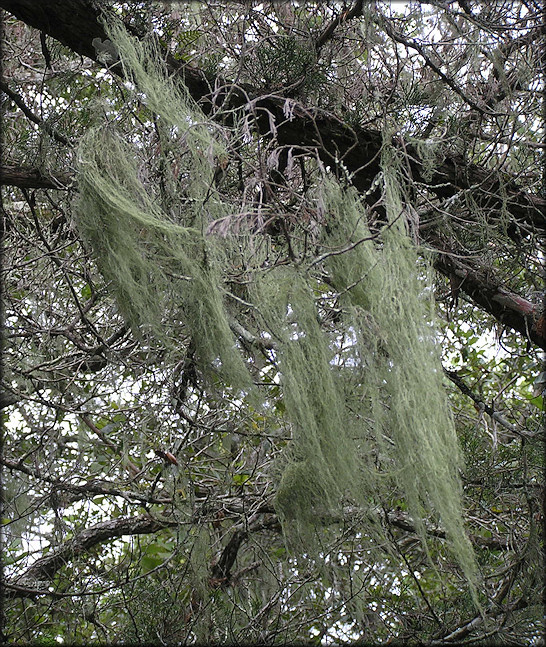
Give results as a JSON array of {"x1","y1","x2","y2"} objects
[
  {"x1": 251, "y1": 265, "x2": 373, "y2": 545},
  {"x1": 75, "y1": 20, "x2": 478, "y2": 595},
  {"x1": 75, "y1": 22, "x2": 252, "y2": 393},
  {"x1": 318, "y1": 170, "x2": 478, "y2": 594}
]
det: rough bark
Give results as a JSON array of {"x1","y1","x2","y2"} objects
[
  {"x1": 433, "y1": 241, "x2": 545, "y2": 350},
  {"x1": 1, "y1": 0, "x2": 110, "y2": 67},
  {"x1": 1, "y1": 0, "x2": 544, "y2": 350},
  {"x1": 0, "y1": 166, "x2": 72, "y2": 190},
  {"x1": 2, "y1": 0, "x2": 543, "y2": 231},
  {"x1": 13, "y1": 514, "x2": 177, "y2": 585}
]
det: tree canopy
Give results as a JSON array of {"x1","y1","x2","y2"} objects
[{"x1": 1, "y1": 1, "x2": 544, "y2": 644}]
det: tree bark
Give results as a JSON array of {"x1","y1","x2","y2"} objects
[
  {"x1": 0, "y1": 166, "x2": 72, "y2": 190},
  {"x1": 2, "y1": 0, "x2": 544, "y2": 349},
  {"x1": 1, "y1": 0, "x2": 108, "y2": 66},
  {"x1": 2, "y1": 0, "x2": 543, "y2": 232},
  {"x1": 13, "y1": 514, "x2": 177, "y2": 585},
  {"x1": 433, "y1": 243, "x2": 545, "y2": 350}
]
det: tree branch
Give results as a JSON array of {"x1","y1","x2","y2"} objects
[
  {"x1": 443, "y1": 368, "x2": 534, "y2": 437},
  {"x1": 0, "y1": 391, "x2": 19, "y2": 409},
  {"x1": 432, "y1": 239, "x2": 546, "y2": 351},
  {"x1": 0, "y1": 165, "x2": 72, "y2": 189},
  {"x1": 1, "y1": 457, "x2": 171, "y2": 505},
  {"x1": 429, "y1": 594, "x2": 529, "y2": 644},
  {"x1": 380, "y1": 18, "x2": 488, "y2": 114},
  {"x1": 0, "y1": 80, "x2": 71, "y2": 146},
  {"x1": 210, "y1": 516, "x2": 282, "y2": 588},
  {"x1": 210, "y1": 529, "x2": 247, "y2": 587},
  {"x1": 1, "y1": 0, "x2": 111, "y2": 70},
  {"x1": 13, "y1": 514, "x2": 177, "y2": 585},
  {"x1": 387, "y1": 510, "x2": 513, "y2": 552},
  {"x1": 1, "y1": 0, "x2": 542, "y2": 232},
  {"x1": 1, "y1": 0, "x2": 544, "y2": 352},
  {"x1": 315, "y1": 0, "x2": 365, "y2": 52}
]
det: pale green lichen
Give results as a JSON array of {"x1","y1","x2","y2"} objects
[{"x1": 75, "y1": 18, "x2": 479, "y2": 601}]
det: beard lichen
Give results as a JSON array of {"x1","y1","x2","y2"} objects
[
  {"x1": 75, "y1": 19, "x2": 479, "y2": 599},
  {"x1": 76, "y1": 21, "x2": 252, "y2": 393}
]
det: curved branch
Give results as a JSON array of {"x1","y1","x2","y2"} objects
[
  {"x1": 1, "y1": 0, "x2": 111, "y2": 70},
  {"x1": 0, "y1": 391, "x2": 19, "y2": 409},
  {"x1": 380, "y1": 19, "x2": 487, "y2": 114},
  {"x1": 387, "y1": 510, "x2": 513, "y2": 552},
  {"x1": 0, "y1": 165, "x2": 72, "y2": 190},
  {"x1": 433, "y1": 243, "x2": 545, "y2": 351},
  {"x1": 14, "y1": 514, "x2": 177, "y2": 585}
]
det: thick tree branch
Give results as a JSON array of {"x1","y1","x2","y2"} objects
[
  {"x1": 6, "y1": 508, "x2": 281, "y2": 599},
  {"x1": 0, "y1": 0, "x2": 211, "y2": 99},
  {"x1": 3, "y1": 500, "x2": 517, "y2": 600},
  {"x1": 1, "y1": 0, "x2": 544, "y2": 353},
  {"x1": 1, "y1": 0, "x2": 111, "y2": 70},
  {"x1": 433, "y1": 241, "x2": 546, "y2": 350},
  {"x1": 0, "y1": 391, "x2": 19, "y2": 409},
  {"x1": 0, "y1": 165, "x2": 72, "y2": 190},
  {"x1": 13, "y1": 514, "x2": 177, "y2": 586},
  {"x1": 1, "y1": 0, "x2": 543, "y2": 232},
  {"x1": 210, "y1": 529, "x2": 247, "y2": 587}
]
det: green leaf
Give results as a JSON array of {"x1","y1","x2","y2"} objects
[
  {"x1": 528, "y1": 395, "x2": 544, "y2": 411},
  {"x1": 80, "y1": 284, "x2": 92, "y2": 300},
  {"x1": 232, "y1": 473, "x2": 251, "y2": 485}
]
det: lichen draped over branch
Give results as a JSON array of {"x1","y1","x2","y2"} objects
[{"x1": 75, "y1": 19, "x2": 478, "y2": 596}]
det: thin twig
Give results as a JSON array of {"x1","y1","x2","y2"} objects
[
  {"x1": 443, "y1": 368, "x2": 533, "y2": 438},
  {"x1": 1, "y1": 80, "x2": 71, "y2": 146}
]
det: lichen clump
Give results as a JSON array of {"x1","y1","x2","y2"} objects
[{"x1": 75, "y1": 18, "x2": 478, "y2": 595}]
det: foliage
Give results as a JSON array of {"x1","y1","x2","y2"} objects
[{"x1": 1, "y1": 1, "x2": 544, "y2": 645}]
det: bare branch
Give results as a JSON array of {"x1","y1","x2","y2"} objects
[
  {"x1": 314, "y1": 0, "x2": 365, "y2": 52},
  {"x1": 0, "y1": 165, "x2": 72, "y2": 190},
  {"x1": 1, "y1": 80, "x2": 71, "y2": 146},
  {"x1": 14, "y1": 514, "x2": 177, "y2": 585},
  {"x1": 443, "y1": 369, "x2": 534, "y2": 437}
]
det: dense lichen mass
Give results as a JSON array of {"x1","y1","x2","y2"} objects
[{"x1": 75, "y1": 19, "x2": 478, "y2": 598}]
